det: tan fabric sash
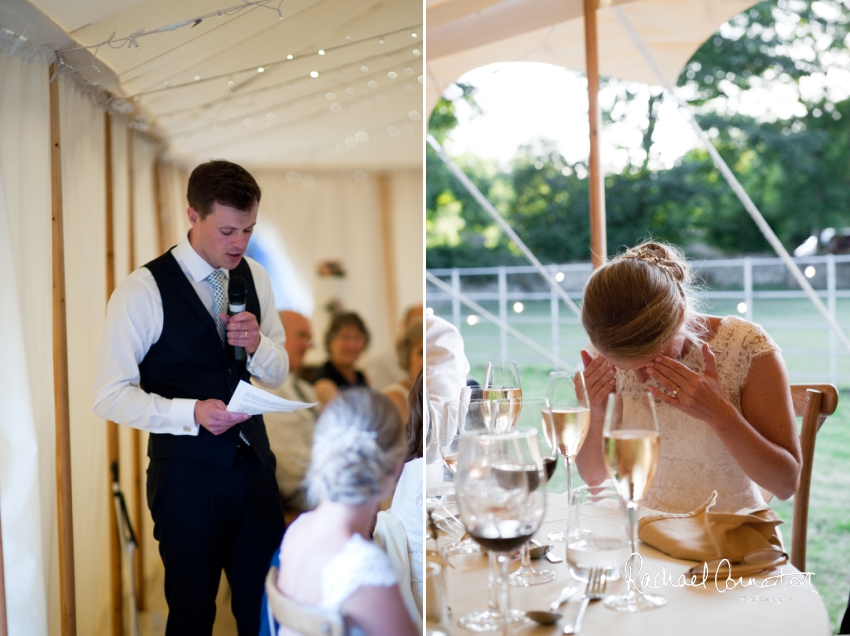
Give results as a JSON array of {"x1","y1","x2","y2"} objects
[
  {"x1": 264, "y1": 566, "x2": 346, "y2": 636},
  {"x1": 638, "y1": 491, "x2": 788, "y2": 578}
]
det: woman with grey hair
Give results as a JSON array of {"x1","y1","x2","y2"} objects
[{"x1": 272, "y1": 389, "x2": 418, "y2": 636}]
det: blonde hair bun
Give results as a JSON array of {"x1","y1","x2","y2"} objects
[
  {"x1": 305, "y1": 388, "x2": 406, "y2": 506},
  {"x1": 581, "y1": 240, "x2": 701, "y2": 359}
]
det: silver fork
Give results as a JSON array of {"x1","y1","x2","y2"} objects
[{"x1": 563, "y1": 567, "x2": 607, "y2": 634}]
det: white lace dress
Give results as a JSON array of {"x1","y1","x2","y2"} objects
[
  {"x1": 278, "y1": 527, "x2": 398, "y2": 636},
  {"x1": 612, "y1": 315, "x2": 779, "y2": 514}
]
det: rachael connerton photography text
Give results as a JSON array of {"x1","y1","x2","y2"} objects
[{"x1": 623, "y1": 553, "x2": 818, "y2": 594}]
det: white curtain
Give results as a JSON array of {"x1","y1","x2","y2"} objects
[
  {"x1": 0, "y1": 37, "x2": 54, "y2": 636},
  {"x1": 389, "y1": 170, "x2": 424, "y2": 317},
  {"x1": 59, "y1": 73, "x2": 111, "y2": 635},
  {"x1": 253, "y1": 169, "x2": 423, "y2": 362}
]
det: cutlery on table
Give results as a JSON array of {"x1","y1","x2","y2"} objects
[
  {"x1": 526, "y1": 585, "x2": 578, "y2": 625},
  {"x1": 563, "y1": 567, "x2": 607, "y2": 634}
]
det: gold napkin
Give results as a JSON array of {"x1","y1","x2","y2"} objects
[{"x1": 638, "y1": 491, "x2": 787, "y2": 574}]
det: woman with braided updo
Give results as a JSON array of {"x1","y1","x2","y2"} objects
[
  {"x1": 272, "y1": 389, "x2": 418, "y2": 636},
  {"x1": 576, "y1": 241, "x2": 802, "y2": 513}
]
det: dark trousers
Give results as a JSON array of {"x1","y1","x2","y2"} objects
[{"x1": 147, "y1": 447, "x2": 286, "y2": 636}]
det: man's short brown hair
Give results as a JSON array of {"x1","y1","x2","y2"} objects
[{"x1": 187, "y1": 160, "x2": 261, "y2": 218}]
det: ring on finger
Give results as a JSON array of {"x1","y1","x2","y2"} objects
[
  {"x1": 244, "y1": 330, "x2": 248, "y2": 339},
  {"x1": 671, "y1": 386, "x2": 680, "y2": 398}
]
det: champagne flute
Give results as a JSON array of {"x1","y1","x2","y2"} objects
[
  {"x1": 456, "y1": 427, "x2": 547, "y2": 634},
  {"x1": 509, "y1": 398, "x2": 558, "y2": 587},
  {"x1": 482, "y1": 361, "x2": 522, "y2": 432},
  {"x1": 544, "y1": 371, "x2": 590, "y2": 543},
  {"x1": 602, "y1": 391, "x2": 666, "y2": 612}
]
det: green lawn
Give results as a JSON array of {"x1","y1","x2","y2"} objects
[{"x1": 464, "y1": 364, "x2": 850, "y2": 632}]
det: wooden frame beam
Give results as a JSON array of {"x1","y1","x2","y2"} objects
[
  {"x1": 104, "y1": 112, "x2": 124, "y2": 636},
  {"x1": 126, "y1": 129, "x2": 146, "y2": 612},
  {"x1": 50, "y1": 61, "x2": 77, "y2": 636},
  {"x1": 378, "y1": 173, "x2": 399, "y2": 339}
]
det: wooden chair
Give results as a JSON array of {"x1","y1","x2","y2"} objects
[
  {"x1": 265, "y1": 566, "x2": 346, "y2": 636},
  {"x1": 789, "y1": 384, "x2": 838, "y2": 571}
]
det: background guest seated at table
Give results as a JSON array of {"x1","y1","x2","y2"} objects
[
  {"x1": 576, "y1": 240, "x2": 802, "y2": 514},
  {"x1": 363, "y1": 304, "x2": 423, "y2": 391},
  {"x1": 387, "y1": 370, "x2": 424, "y2": 616},
  {"x1": 258, "y1": 310, "x2": 320, "y2": 513},
  {"x1": 273, "y1": 389, "x2": 418, "y2": 636},
  {"x1": 383, "y1": 317, "x2": 423, "y2": 422},
  {"x1": 312, "y1": 311, "x2": 371, "y2": 406}
]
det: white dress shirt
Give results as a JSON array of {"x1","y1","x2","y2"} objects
[
  {"x1": 92, "y1": 234, "x2": 288, "y2": 436},
  {"x1": 425, "y1": 315, "x2": 470, "y2": 407}
]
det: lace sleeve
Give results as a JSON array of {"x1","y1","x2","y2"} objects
[
  {"x1": 713, "y1": 317, "x2": 781, "y2": 401},
  {"x1": 321, "y1": 535, "x2": 398, "y2": 611}
]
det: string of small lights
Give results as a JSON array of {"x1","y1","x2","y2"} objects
[
  {"x1": 130, "y1": 23, "x2": 421, "y2": 98},
  {"x1": 152, "y1": 41, "x2": 420, "y2": 120}
]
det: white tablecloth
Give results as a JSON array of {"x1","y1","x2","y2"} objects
[{"x1": 437, "y1": 494, "x2": 830, "y2": 635}]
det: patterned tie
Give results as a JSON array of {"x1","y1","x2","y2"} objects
[
  {"x1": 209, "y1": 269, "x2": 252, "y2": 447},
  {"x1": 208, "y1": 270, "x2": 228, "y2": 345}
]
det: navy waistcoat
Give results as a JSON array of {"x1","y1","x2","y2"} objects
[{"x1": 139, "y1": 249, "x2": 276, "y2": 471}]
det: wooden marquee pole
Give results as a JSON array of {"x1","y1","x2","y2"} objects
[
  {"x1": 104, "y1": 112, "x2": 124, "y2": 636},
  {"x1": 584, "y1": 0, "x2": 607, "y2": 268},
  {"x1": 377, "y1": 173, "x2": 399, "y2": 339},
  {"x1": 49, "y1": 61, "x2": 78, "y2": 636},
  {"x1": 126, "y1": 130, "x2": 146, "y2": 611}
]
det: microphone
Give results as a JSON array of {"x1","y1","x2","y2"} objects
[{"x1": 228, "y1": 276, "x2": 247, "y2": 361}]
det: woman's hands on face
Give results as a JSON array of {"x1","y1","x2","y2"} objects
[
  {"x1": 645, "y1": 343, "x2": 736, "y2": 427},
  {"x1": 580, "y1": 349, "x2": 616, "y2": 419}
]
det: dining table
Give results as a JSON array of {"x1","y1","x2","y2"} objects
[{"x1": 432, "y1": 492, "x2": 831, "y2": 635}]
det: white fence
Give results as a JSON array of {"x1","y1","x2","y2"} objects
[{"x1": 426, "y1": 254, "x2": 850, "y2": 386}]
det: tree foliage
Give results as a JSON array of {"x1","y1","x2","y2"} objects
[{"x1": 426, "y1": 0, "x2": 850, "y2": 268}]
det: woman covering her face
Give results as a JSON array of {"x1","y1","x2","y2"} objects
[{"x1": 576, "y1": 241, "x2": 802, "y2": 513}]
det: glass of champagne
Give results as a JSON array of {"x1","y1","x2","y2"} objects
[
  {"x1": 509, "y1": 398, "x2": 558, "y2": 587},
  {"x1": 482, "y1": 361, "x2": 522, "y2": 432},
  {"x1": 544, "y1": 371, "x2": 590, "y2": 543},
  {"x1": 602, "y1": 391, "x2": 666, "y2": 612},
  {"x1": 456, "y1": 427, "x2": 547, "y2": 634}
]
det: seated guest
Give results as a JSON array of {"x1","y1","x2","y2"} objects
[
  {"x1": 313, "y1": 311, "x2": 370, "y2": 406},
  {"x1": 576, "y1": 241, "x2": 802, "y2": 513},
  {"x1": 383, "y1": 317, "x2": 423, "y2": 422},
  {"x1": 363, "y1": 304, "x2": 423, "y2": 391},
  {"x1": 388, "y1": 371, "x2": 424, "y2": 616},
  {"x1": 273, "y1": 389, "x2": 418, "y2": 636},
  {"x1": 259, "y1": 310, "x2": 319, "y2": 511},
  {"x1": 425, "y1": 314, "x2": 470, "y2": 407}
]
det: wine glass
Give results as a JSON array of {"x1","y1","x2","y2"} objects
[
  {"x1": 602, "y1": 391, "x2": 666, "y2": 612},
  {"x1": 436, "y1": 396, "x2": 498, "y2": 555},
  {"x1": 508, "y1": 398, "x2": 557, "y2": 587},
  {"x1": 482, "y1": 361, "x2": 522, "y2": 432},
  {"x1": 456, "y1": 427, "x2": 547, "y2": 634},
  {"x1": 544, "y1": 371, "x2": 590, "y2": 543}
]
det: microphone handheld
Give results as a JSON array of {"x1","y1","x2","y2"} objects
[{"x1": 228, "y1": 276, "x2": 247, "y2": 362}]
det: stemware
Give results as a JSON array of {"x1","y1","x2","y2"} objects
[
  {"x1": 508, "y1": 398, "x2": 558, "y2": 587},
  {"x1": 456, "y1": 427, "x2": 547, "y2": 633},
  {"x1": 482, "y1": 361, "x2": 522, "y2": 432},
  {"x1": 602, "y1": 391, "x2": 666, "y2": 612},
  {"x1": 544, "y1": 371, "x2": 591, "y2": 542},
  {"x1": 436, "y1": 396, "x2": 498, "y2": 554}
]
